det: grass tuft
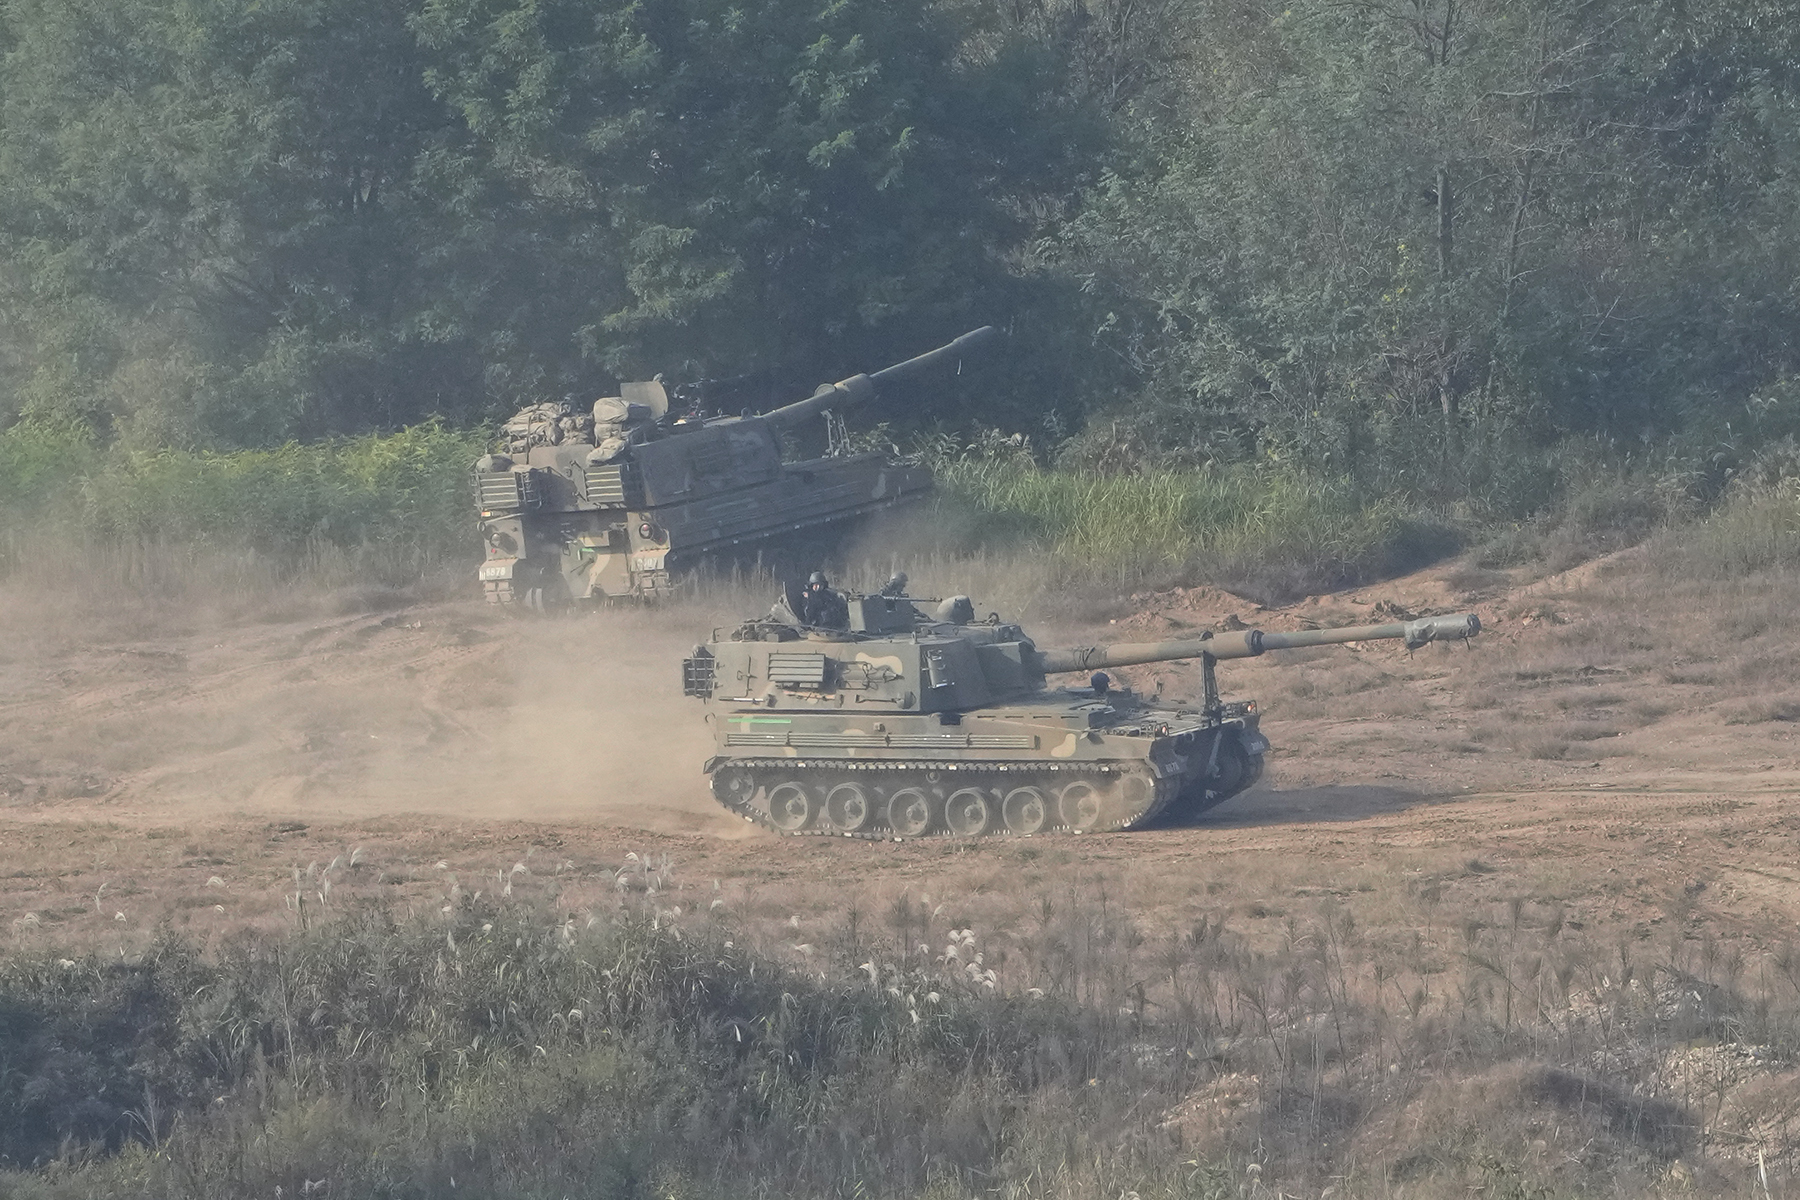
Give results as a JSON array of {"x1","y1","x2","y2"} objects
[{"x1": 1647, "y1": 480, "x2": 1800, "y2": 579}]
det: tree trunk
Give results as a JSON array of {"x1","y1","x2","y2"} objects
[{"x1": 1436, "y1": 163, "x2": 1460, "y2": 468}]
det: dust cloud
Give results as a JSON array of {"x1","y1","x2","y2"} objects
[
  {"x1": 357, "y1": 606, "x2": 746, "y2": 835},
  {"x1": 0, "y1": 577, "x2": 757, "y2": 837},
  {"x1": 0, "y1": 518, "x2": 1093, "y2": 837}
]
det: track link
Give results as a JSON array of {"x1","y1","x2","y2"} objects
[
  {"x1": 1162, "y1": 735, "x2": 1266, "y2": 821},
  {"x1": 706, "y1": 758, "x2": 1183, "y2": 840}
]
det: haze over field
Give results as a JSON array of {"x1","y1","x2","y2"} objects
[{"x1": 5, "y1": 1, "x2": 1800, "y2": 1198}]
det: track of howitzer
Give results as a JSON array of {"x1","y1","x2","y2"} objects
[{"x1": 707, "y1": 758, "x2": 1173, "y2": 838}]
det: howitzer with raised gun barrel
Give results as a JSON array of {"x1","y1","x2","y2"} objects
[
  {"x1": 474, "y1": 327, "x2": 999, "y2": 605},
  {"x1": 682, "y1": 589, "x2": 1479, "y2": 838}
]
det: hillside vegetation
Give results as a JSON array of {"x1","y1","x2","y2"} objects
[{"x1": 0, "y1": 0, "x2": 1796, "y2": 526}]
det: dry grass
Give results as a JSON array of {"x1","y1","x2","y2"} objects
[
  {"x1": 3, "y1": 841, "x2": 1797, "y2": 1200},
  {"x1": 1524, "y1": 736, "x2": 1573, "y2": 760},
  {"x1": 1723, "y1": 696, "x2": 1800, "y2": 725},
  {"x1": 1392, "y1": 562, "x2": 1800, "y2": 772}
]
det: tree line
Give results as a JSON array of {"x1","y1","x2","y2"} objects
[{"x1": 1, "y1": 0, "x2": 1795, "y2": 504}]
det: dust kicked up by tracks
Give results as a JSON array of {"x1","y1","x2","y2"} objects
[{"x1": 0, "y1": 584, "x2": 733, "y2": 834}]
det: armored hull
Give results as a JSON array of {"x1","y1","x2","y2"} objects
[
  {"x1": 682, "y1": 592, "x2": 1474, "y2": 839},
  {"x1": 703, "y1": 685, "x2": 1267, "y2": 837}
]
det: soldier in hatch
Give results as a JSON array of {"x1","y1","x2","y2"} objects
[{"x1": 801, "y1": 571, "x2": 850, "y2": 629}]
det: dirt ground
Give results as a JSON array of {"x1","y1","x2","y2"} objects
[
  {"x1": 10, "y1": 551, "x2": 1800, "y2": 1191},
  {"x1": 1, "y1": 550, "x2": 1796, "y2": 967}
]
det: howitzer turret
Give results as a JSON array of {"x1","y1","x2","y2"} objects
[
  {"x1": 473, "y1": 328, "x2": 997, "y2": 605},
  {"x1": 683, "y1": 589, "x2": 1479, "y2": 839}
]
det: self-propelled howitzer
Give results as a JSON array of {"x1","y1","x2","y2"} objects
[
  {"x1": 473, "y1": 327, "x2": 997, "y2": 606},
  {"x1": 682, "y1": 596, "x2": 1479, "y2": 838}
]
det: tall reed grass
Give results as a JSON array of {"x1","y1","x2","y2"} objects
[
  {"x1": 0, "y1": 421, "x2": 483, "y2": 601},
  {"x1": 936, "y1": 459, "x2": 1451, "y2": 599},
  {"x1": 77, "y1": 423, "x2": 482, "y2": 561},
  {"x1": 1647, "y1": 479, "x2": 1800, "y2": 579}
]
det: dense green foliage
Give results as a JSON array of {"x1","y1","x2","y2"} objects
[
  {"x1": 77, "y1": 423, "x2": 481, "y2": 560},
  {"x1": 0, "y1": 0, "x2": 1091, "y2": 448},
  {"x1": 1047, "y1": 0, "x2": 1800, "y2": 493},
  {"x1": 3, "y1": 0, "x2": 1796, "y2": 506}
]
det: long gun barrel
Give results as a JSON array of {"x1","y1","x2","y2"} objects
[
  {"x1": 761, "y1": 326, "x2": 999, "y2": 428},
  {"x1": 1035, "y1": 614, "x2": 1480, "y2": 675}
]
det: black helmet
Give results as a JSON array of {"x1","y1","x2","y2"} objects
[{"x1": 807, "y1": 571, "x2": 828, "y2": 588}]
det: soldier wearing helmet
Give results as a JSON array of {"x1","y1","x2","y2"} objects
[{"x1": 801, "y1": 571, "x2": 850, "y2": 630}]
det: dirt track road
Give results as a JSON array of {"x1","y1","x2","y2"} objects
[{"x1": 3, "y1": 562, "x2": 1798, "y2": 959}]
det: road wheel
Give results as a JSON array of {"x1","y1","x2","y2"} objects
[
  {"x1": 943, "y1": 788, "x2": 1000, "y2": 834},
  {"x1": 886, "y1": 787, "x2": 936, "y2": 837},
  {"x1": 767, "y1": 781, "x2": 819, "y2": 832},
  {"x1": 711, "y1": 770, "x2": 756, "y2": 806},
  {"x1": 1057, "y1": 779, "x2": 1105, "y2": 830},
  {"x1": 825, "y1": 782, "x2": 876, "y2": 833},
  {"x1": 1001, "y1": 786, "x2": 1049, "y2": 835},
  {"x1": 1208, "y1": 737, "x2": 1250, "y2": 801},
  {"x1": 1118, "y1": 772, "x2": 1156, "y2": 819},
  {"x1": 944, "y1": 788, "x2": 994, "y2": 837}
]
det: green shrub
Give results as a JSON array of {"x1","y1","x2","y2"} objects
[
  {"x1": 79, "y1": 423, "x2": 482, "y2": 562},
  {"x1": 0, "y1": 420, "x2": 99, "y2": 514},
  {"x1": 0, "y1": 423, "x2": 484, "y2": 588},
  {"x1": 937, "y1": 459, "x2": 1455, "y2": 600}
]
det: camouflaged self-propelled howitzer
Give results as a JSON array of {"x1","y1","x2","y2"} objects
[
  {"x1": 682, "y1": 589, "x2": 1480, "y2": 838},
  {"x1": 473, "y1": 327, "x2": 997, "y2": 606}
]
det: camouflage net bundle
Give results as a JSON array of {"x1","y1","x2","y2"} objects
[{"x1": 501, "y1": 403, "x2": 596, "y2": 455}]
